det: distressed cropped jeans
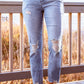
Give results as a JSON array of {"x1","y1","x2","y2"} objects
[{"x1": 22, "y1": 0, "x2": 64, "y2": 83}]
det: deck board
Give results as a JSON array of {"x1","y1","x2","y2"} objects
[{"x1": 60, "y1": 80, "x2": 84, "y2": 84}]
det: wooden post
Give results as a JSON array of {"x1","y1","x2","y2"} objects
[
  {"x1": 9, "y1": 13, "x2": 13, "y2": 72},
  {"x1": 69, "y1": 13, "x2": 72, "y2": 66}
]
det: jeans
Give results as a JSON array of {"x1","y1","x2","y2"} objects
[{"x1": 22, "y1": 0, "x2": 64, "y2": 83}]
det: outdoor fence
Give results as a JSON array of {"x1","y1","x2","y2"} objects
[{"x1": 0, "y1": 1, "x2": 84, "y2": 82}]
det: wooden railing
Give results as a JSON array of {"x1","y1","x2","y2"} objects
[{"x1": 0, "y1": 1, "x2": 84, "y2": 82}]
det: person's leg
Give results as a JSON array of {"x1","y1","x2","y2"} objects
[
  {"x1": 22, "y1": 0, "x2": 44, "y2": 84},
  {"x1": 43, "y1": 0, "x2": 64, "y2": 83}
]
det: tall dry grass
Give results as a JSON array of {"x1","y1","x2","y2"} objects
[{"x1": 0, "y1": 20, "x2": 84, "y2": 84}]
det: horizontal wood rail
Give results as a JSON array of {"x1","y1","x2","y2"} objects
[
  {"x1": 0, "y1": 65, "x2": 84, "y2": 82},
  {"x1": 0, "y1": 1, "x2": 84, "y2": 13}
]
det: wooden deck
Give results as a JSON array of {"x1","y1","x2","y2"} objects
[{"x1": 59, "y1": 80, "x2": 84, "y2": 84}]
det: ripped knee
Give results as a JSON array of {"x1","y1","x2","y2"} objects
[
  {"x1": 31, "y1": 41, "x2": 39, "y2": 53},
  {"x1": 51, "y1": 39, "x2": 61, "y2": 53}
]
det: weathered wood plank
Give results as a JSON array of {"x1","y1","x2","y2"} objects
[
  {"x1": 64, "y1": 2, "x2": 84, "y2": 13},
  {"x1": 20, "y1": 13, "x2": 24, "y2": 71},
  {"x1": 9, "y1": 13, "x2": 13, "y2": 72},
  {"x1": 0, "y1": 1, "x2": 84, "y2": 13},
  {"x1": 0, "y1": 65, "x2": 84, "y2": 82},
  {"x1": 77, "y1": 13, "x2": 81, "y2": 65},
  {"x1": 69, "y1": 13, "x2": 72, "y2": 66},
  {"x1": 60, "y1": 80, "x2": 84, "y2": 84}
]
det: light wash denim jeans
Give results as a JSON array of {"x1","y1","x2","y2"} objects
[{"x1": 22, "y1": 0, "x2": 64, "y2": 83}]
